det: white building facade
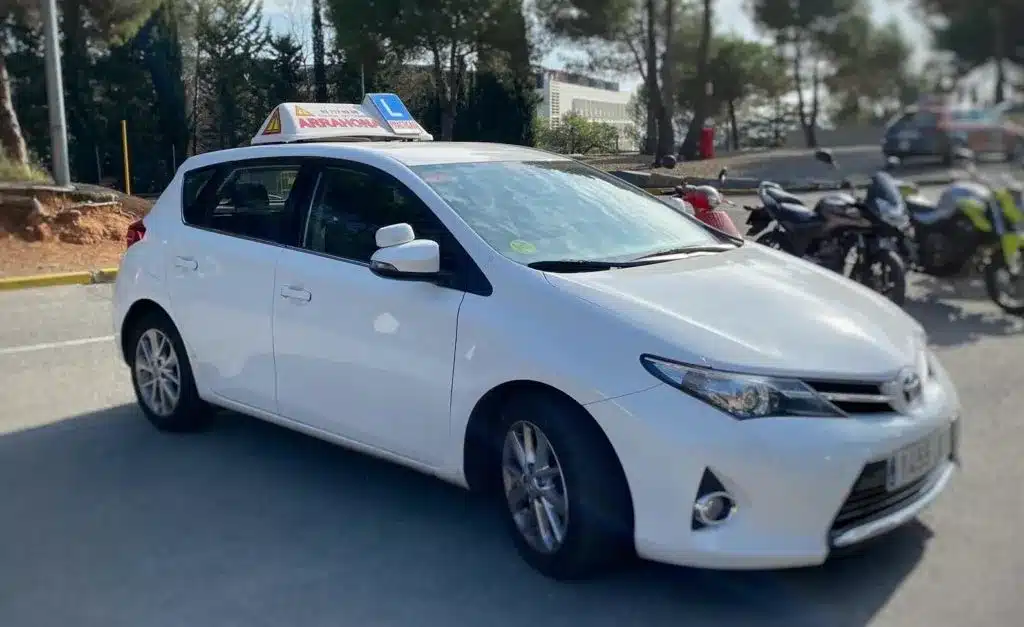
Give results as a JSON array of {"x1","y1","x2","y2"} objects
[{"x1": 534, "y1": 69, "x2": 638, "y2": 151}]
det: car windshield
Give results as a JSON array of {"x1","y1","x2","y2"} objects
[{"x1": 410, "y1": 160, "x2": 722, "y2": 264}]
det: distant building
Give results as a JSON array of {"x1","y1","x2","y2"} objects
[
  {"x1": 534, "y1": 68, "x2": 638, "y2": 151},
  {"x1": 952, "y1": 60, "x2": 1023, "y2": 108}
]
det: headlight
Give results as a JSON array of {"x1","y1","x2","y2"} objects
[{"x1": 640, "y1": 355, "x2": 844, "y2": 419}]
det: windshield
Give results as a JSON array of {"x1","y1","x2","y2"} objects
[{"x1": 410, "y1": 160, "x2": 722, "y2": 264}]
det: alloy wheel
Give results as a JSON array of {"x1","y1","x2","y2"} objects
[
  {"x1": 501, "y1": 420, "x2": 569, "y2": 554},
  {"x1": 134, "y1": 328, "x2": 182, "y2": 417}
]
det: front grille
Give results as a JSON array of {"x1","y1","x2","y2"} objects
[
  {"x1": 829, "y1": 461, "x2": 938, "y2": 539},
  {"x1": 805, "y1": 379, "x2": 892, "y2": 414}
]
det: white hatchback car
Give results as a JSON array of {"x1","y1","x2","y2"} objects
[{"x1": 114, "y1": 100, "x2": 960, "y2": 580}]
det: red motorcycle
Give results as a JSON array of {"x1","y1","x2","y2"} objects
[{"x1": 672, "y1": 168, "x2": 741, "y2": 237}]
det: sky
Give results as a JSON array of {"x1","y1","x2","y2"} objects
[{"x1": 263, "y1": 0, "x2": 933, "y2": 95}]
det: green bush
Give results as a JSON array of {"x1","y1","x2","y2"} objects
[
  {"x1": 534, "y1": 112, "x2": 619, "y2": 154},
  {"x1": 0, "y1": 154, "x2": 52, "y2": 183}
]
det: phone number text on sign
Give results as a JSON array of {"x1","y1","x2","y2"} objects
[{"x1": 389, "y1": 119, "x2": 423, "y2": 133}]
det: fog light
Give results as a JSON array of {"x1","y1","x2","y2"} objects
[{"x1": 693, "y1": 492, "x2": 736, "y2": 526}]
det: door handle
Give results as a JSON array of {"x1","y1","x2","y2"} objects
[
  {"x1": 174, "y1": 256, "x2": 198, "y2": 271},
  {"x1": 280, "y1": 286, "x2": 312, "y2": 302}
]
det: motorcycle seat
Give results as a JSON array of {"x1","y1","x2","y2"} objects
[
  {"x1": 774, "y1": 201, "x2": 820, "y2": 222},
  {"x1": 764, "y1": 186, "x2": 805, "y2": 206}
]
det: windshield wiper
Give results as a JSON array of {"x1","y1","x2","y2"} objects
[
  {"x1": 632, "y1": 243, "x2": 739, "y2": 261},
  {"x1": 527, "y1": 259, "x2": 620, "y2": 272}
]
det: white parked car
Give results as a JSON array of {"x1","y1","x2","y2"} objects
[{"x1": 114, "y1": 97, "x2": 960, "y2": 580}]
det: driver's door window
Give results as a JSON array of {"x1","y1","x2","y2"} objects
[{"x1": 303, "y1": 166, "x2": 453, "y2": 269}]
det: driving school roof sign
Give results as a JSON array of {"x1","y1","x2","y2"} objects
[{"x1": 251, "y1": 95, "x2": 433, "y2": 145}]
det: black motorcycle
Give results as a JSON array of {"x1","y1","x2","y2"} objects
[{"x1": 743, "y1": 149, "x2": 909, "y2": 305}]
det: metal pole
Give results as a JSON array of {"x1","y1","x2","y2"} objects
[
  {"x1": 121, "y1": 120, "x2": 131, "y2": 195},
  {"x1": 360, "y1": 63, "x2": 366, "y2": 99},
  {"x1": 40, "y1": 0, "x2": 71, "y2": 186}
]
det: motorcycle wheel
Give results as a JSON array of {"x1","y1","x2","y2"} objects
[
  {"x1": 983, "y1": 255, "x2": 1024, "y2": 316},
  {"x1": 755, "y1": 230, "x2": 795, "y2": 254},
  {"x1": 917, "y1": 217, "x2": 975, "y2": 278},
  {"x1": 856, "y1": 248, "x2": 907, "y2": 306}
]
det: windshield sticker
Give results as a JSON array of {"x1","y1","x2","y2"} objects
[{"x1": 509, "y1": 240, "x2": 537, "y2": 254}]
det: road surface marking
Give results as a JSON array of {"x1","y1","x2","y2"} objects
[{"x1": 0, "y1": 335, "x2": 116, "y2": 356}]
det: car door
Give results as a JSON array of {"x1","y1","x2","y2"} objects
[
  {"x1": 272, "y1": 160, "x2": 467, "y2": 465},
  {"x1": 166, "y1": 157, "x2": 314, "y2": 413}
]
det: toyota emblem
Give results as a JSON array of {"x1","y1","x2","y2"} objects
[{"x1": 887, "y1": 367, "x2": 923, "y2": 413}]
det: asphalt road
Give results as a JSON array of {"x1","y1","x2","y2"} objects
[{"x1": 1, "y1": 187, "x2": 1023, "y2": 627}]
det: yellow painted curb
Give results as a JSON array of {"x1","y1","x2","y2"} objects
[{"x1": 0, "y1": 267, "x2": 119, "y2": 291}]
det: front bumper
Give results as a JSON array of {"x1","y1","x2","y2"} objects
[{"x1": 586, "y1": 374, "x2": 960, "y2": 570}]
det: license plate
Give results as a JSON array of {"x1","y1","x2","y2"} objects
[{"x1": 886, "y1": 428, "x2": 951, "y2": 491}]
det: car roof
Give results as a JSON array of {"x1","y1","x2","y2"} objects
[
  {"x1": 180, "y1": 141, "x2": 570, "y2": 173},
  {"x1": 310, "y1": 141, "x2": 569, "y2": 166}
]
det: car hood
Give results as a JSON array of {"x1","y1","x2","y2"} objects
[{"x1": 544, "y1": 245, "x2": 924, "y2": 380}]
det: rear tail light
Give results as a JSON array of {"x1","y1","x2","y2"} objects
[{"x1": 126, "y1": 219, "x2": 146, "y2": 248}]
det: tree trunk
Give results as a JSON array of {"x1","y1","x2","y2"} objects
[
  {"x1": 311, "y1": 0, "x2": 328, "y2": 101},
  {"x1": 678, "y1": 0, "x2": 714, "y2": 159},
  {"x1": 993, "y1": 6, "x2": 1006, "y2": 105},
  {"x1": 807, "y1": 57, "x2": 820, "y2": 148},
  {"x1": 0, "y1": 52, "x2": 29, "y2": 166},
  {"x1": 643, "y1": 0, "x2": 661, "y2": 157},
  {"x1": 727, "y1": 99, "x2": 739, "y2": 150},
  {"x1": 656, "y1": 0, "x2": 676, "y2": 160},
  {"x1": 791, "y1": 37, "x2": 813, "y2": 148}
]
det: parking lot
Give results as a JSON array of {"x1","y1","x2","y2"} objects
[{"x1": 1, "y1": 188, "x2": 1023, "y2": 627}]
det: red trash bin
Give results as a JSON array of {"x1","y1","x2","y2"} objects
[{"x1": 699, "y1": 126, "x2": 715, "y2": 160}]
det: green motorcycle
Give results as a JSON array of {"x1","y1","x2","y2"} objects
[{"x1": 898, "y1": 165, "x2": 1024, "y2": 316}]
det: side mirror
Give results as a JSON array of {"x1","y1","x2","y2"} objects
[
  {"x1": 370, "y1": 239, "x2": 440, "y2": 277},
  {"x1": 717, "y1": 167, "x2": 728, "y2": 183},
  {"x1": 813, "y1": 148, "x2": 836, "y2": 167},
  {"x1": 885, "y1": 156, "x2": 900, "y2": 170},
  {"x1": 375, "y1": 222, "x2": 415, "y2": 248}
]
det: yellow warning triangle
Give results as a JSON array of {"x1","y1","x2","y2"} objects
[
  {"x1": 293, "y1": 105, "x2": 314, "y2": 117},
  {"x1": 263, "y1": 108, "x2": 282, "y2": 134}
]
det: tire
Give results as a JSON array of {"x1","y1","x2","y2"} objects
[
  {"x1": 127, "y1": 310, "x2": 212, "y2": 432},
  {"x1": 494, "y1": 391, "x2": 633, "y2": 580},
  {"x1": 984, "y1": 255, "x2": 1024, "y2": 316},
  {"x1": 856, "y1": 248, "x2": 907, "y2": 306},
  {"x1": 754, "y1": 229, "x2": 795, "y2": 254}
]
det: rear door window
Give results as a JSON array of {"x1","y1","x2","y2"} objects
[
  {"x1": 182, "y1": 158, "x2": 312, "y2": 247},
  {"x1": 889, "y1": 110, "x2": 939, "y2": 133}
]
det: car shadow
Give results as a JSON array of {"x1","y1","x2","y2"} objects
[
  {"x1": 0, "y1": 404, "x2": 929, "y2": 627},
  {"x1": 905, "y1": 275, "x2": 1024, "y2": 348}
]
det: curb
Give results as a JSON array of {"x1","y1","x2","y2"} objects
[
  {"x1": 648, "y1": 174, "x2": 957, "y2": 196},
  {"x1": 0, "y1": 267, "x2": 119, "y2": 291}
]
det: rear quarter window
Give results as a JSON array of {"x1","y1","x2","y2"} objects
[{"x1": 182, "y1": 167, "x2": 217, "y2": 224}]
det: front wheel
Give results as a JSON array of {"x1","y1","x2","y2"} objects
[
  {"x1": 754, "y1": 229, "x2": 795, "y2": 254},
  {"x1": 984, "y1": 255, "x2": 1024, "y2": 316},
  {"x1": 854, "y1": 248, "x2": 907, "y2": 306},
  {"x1": 495, "y1": 392, "x2": 633, "y2": 580}
]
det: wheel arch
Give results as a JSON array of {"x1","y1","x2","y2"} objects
[
  {"x1": 461, "y1": 380, "x2": 633, "y2": 515},
  {"x1": 119, "y1": 298, "x2": 174, "y2": 363}
]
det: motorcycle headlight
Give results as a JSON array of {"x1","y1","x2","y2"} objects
[
  {"x1": 640, "y1": 355, "x2": 844, "y2": 419},
  {"x1": 877, "y1": 198, "x2": 910, "y2": 228}
]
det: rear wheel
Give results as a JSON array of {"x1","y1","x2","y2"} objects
[
  {"x1": 984, "y1": 255, "x2": 1024, "y2": 316},
  {"x1": 495, "y1": 391, "x2": 633, "y2": 580},
  {"x1": 128, "y1": 311, "x2": 211, "y2": 432}
]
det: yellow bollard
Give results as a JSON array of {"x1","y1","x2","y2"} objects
[{"x1": 121, "y1": 119, "x2": 131, "y2": 196}]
